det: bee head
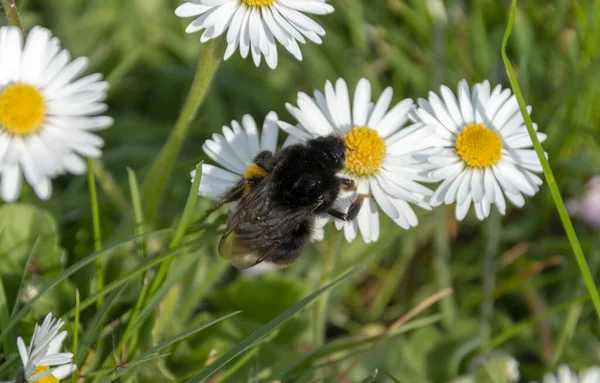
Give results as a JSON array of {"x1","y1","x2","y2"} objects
[{"x1": 307, "y1": 134, "x2": 346, "y2": 169}]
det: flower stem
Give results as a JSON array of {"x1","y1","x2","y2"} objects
[
  {"x1": 313, "y1": 231, "x2": 342, "y2": 347},
  {"x1": 1, "y1": 0, "x2": 24, "y2": 32},
  {"x1": 433, "y1": 207, "x2": 457, "y2": 328},
  {"x1": 87, "y1": 158, "x2": 104, "y2": 308},
  {"x1": 502, "y1": 0, "x2": 600, "y2": 320},
  {"x1": 91, "y1": 159, "x2": 128, "y2": 211},
  {"x1": 141, "y1": 39, "x2": 224, "y2": 223},
  {"x1": 480, "y1": 209, "x2": 501, "y2": 348}
]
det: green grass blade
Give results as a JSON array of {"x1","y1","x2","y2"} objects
[
  {"x1": 0, "y1": 354, "x2": 18, "y2": 378},
  {"x1": 0, "y1": 274, "x2": 15, "y2": 357},
  {"x1": 62, "y1": 239, "x2": 197, "y2": 319},
  {"x1": 501, "y1": 0, "x2": 600, "y2": 321},
  {"x1": 141, "y1": 40, "x2": 223, "y2": 223},
  {"x1": 72, "y1": 289, "x2": 80, "y2": 383},
  {"x1": 148, "y1": 163, "x2": 204, "y2": 298},
  {"x1": 382, "y1": 369, "x2": 402, "y2": 383},
  {"x1": 184, "y1": 266, "x2": 364, "y2": 383},
  {"x1": 0, "y1": 228, "x2": 172, "y2": 344},
  {"x1": 100, "y1": 311, "x2": 241, "y2": 383},
  {"x1": 487, "y1": 295, "x2": 589, "y2": 349},
  {"x1": 10, "y1": 236, "x2": 38, "y2": 316},
  {"x1": 88, "y1": 157, "x2": 104, "y2": 308},
  {"x1": 127, "y1": 167, "x2": 146, "y2": 258},
  {"x1": 76, "y1": 283, "x2": 129, "y2": 366},
  {"x1": 130, "y1": 244, "x2": 207, "y2": 333},
  {"x1": 279, "y1": 314, "x2": 441, "y2": 377}
]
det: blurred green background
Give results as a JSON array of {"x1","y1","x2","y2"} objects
[{"x1": 2, "y1": 0, "x2": 600, "y2": 382}]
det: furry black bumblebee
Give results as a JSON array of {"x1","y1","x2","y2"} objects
[{"x1": 214, "y1": 134, "x2": 368, "y2": 269}]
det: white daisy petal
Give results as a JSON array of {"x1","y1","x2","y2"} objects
[
  {"x1": 197, "y1": 113, "x2": 280, "y2": 203},
  {"x1": 176, "y1": 0, "x2": 332, "y2": 68},
  {"x1": 0, "y1": 26, "x2": 111, "y2": 203},
  {"x1": 260, "y1": 111, "x2": 279, "y2": 152},
  {"x1": 375, "y1": 98, "x2": 413, "y2": 138},
  {"x1": 456, "y1": 193, "x2": 472, "y2": 221},
  {"x1": 352, "y1": 78, "x2": 371, "y2": 126},
  {"x1": 343, "y1": 219, "x2": 358, "y2": 243},
  {"x1": 413, "y1": 79, "x2": 545, "y2": 219},
  {"x1": 366, "y1": 87, "x2": 393, "y2": 128},
  {"x1": 16, "y1": 313, "x2": 76, "y2": 383},
  {"x1": 282, "y1": 78, "x2": 432, "y2": 241},
  {"x1": 335, "y1": 78, "x2": 352, "y2": 132}
]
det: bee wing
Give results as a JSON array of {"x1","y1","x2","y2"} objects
[
  {"x1": 218, "y1": 179, "x2": 322, "y2": 268},
  {"x1": 218, "y1": 179, "x2": 272, "y2": 268}
]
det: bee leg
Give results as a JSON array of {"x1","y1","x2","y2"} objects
[
  {"x1": 345, "y1": 194, "x2": 370, "y2": 221},
  {"x1": 205, "y1": 179, "x2": 247, "y2": 215},
  {"x1": 340, "y1": 177, "x2": 357, "y2": 192},
  {"x1": 327, "y1": 208, "x2": 348, "y2": 221}
]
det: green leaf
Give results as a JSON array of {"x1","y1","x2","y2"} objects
[
  {"x1": 184, "y1": 266, "x2": 364, "y2": 382},
  {"x1": 208, "y1": 273, "x2": 309, "y2": 341},
  {"x1": 0, "y1": 203, "x2": 64, "y2": 294}
]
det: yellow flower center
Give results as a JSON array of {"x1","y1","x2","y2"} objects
[
  {"x1": 343, "y1": 126, "x2": 387, "y2": 176},
  {"x1": 32, "y1": 366, "x2": 59, "y2": 383},
  {"x1": 0, "y1": 83, "x2": 47, "y2": 135},
  {"x1": 455, "y1": 123, "x2": 503, "y2": 168},
  {"x1": 240, "y1": 0, "x2": 274, "y2": 7}
]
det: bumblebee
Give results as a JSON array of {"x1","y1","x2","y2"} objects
[{"x1": 215, "y1": 134, "x2": 367, "y2": 269}]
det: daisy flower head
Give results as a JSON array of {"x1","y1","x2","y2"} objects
[
  {"x1": 414, "y1": 79, "x2": 546, "y2": 221},
  {"x1": 279, "y1": 78, "x2": 435, "y2": 243},
  {"x1": 532, "y1": 365, "x2": 600, "y2": 383},
  {"x1": 0, "y1": 26, "x2": 113, "y2": 202},
  {"x1": 193, "y1": 111, "x2": 328, "y2": 241},
  {"x1": 174, "y1": 0, "x2": 334, "y2": 69},
  {"x1": 193, "y1": 112, "x2": 279, "y2": 202},
  {"x1": 16, "y1": 313, "x2": 76, "y2": 383}
]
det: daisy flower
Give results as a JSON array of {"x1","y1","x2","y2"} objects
[
  {"x1": 0, "y1": 26, "x2": 113, "y2": 202},
  {"x1": 193, "y1": 112, "x2": 328, "y2": 241},
  {"x1": 15, "y1": 313, "x2": 76, "y2": 383},
  {"x1": 414, "y1": 79, "x2": 545, "y2": 221},
  {"x1": 532, "y1": 365, "x2": 600, "y2": 383},
  {"x1": 193, "y1": 112, "x2": 279, "y2": 202},
  {"x1": 174, "y1": 0, "x2": 334, "y2": 69},
  {"x1": 279, "y1": 78, "x2": 435, "y2": 243}
]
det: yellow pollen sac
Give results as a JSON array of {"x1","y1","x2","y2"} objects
[
  {"x1": 32, "y1": 366, "x2": 59, "y2": 383},
  {"x1": 343, "y1": 126, "x2": 387, "y2": 176},
  {"x1": 240, "y1": 0, "x2": 274, "y2": 7},
  {"x1": 455, "y1": 123, "x2": 503, "y2": 168},
  {"x1": 244, "y1": 163, "x2": 267, "y2": 179},
  {"x1": 243, "y1": 163, "x2": 267, "y2": 195},
  {"x1": 0, "y1": 83, "x2": 46, "y2": 135}
]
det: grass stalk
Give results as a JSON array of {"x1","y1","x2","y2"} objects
[
  {"x1": 313, "y1": 231, "x2": 342, "y2": 347},
  {"x1": 149, "y1": 163, "x2": 203, "y2": 296},
  {"x1": 433, "y1": 207, "x2": 457, "y2": 328},
  {"x1": 141, "y1": 39, "x2": 224, "y2": 223},
  {"x1": 551, "y1": 250, "x2": 600, "y2": 366},
  {"x1": 87, "y1": 158, "x2": 104, "y2": 308},
  {"x1": 1, "y1": 0, "x2": 24, "y2": 32},
  {"x1": 0, "y1": 275, "x2": 15, "y2": 356},
  {"x1": 72, "y1": 289, "x2": 80, "y2": 383},
  {"x1": 480, "y1": 209, "x2": 501, "y2": 348},
  {"x1": 92, "y1": 160, "x2": 128, "y2": 211},
  {"x1": 502, "y1": 0, "x2": 600, "y2": 321}
]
